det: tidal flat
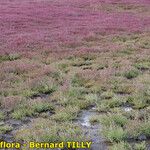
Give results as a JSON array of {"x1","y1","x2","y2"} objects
[{"x1": 0, "y1": 0, "x2": 150, "y2": 149}]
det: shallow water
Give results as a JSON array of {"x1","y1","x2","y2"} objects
[
  {"x1": 0, "y1": 117, "x2": 31, "y2": 143},
  {"x1": 123, "y1": 106, "x2": 133, "y2": 112},
  {"x1": 77, "y1": 108, "x2": 108, "y2": 150}
]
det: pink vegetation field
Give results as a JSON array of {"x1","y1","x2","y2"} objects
[{"x1": 0, "y1": 0, "x2": 150, "y2": 55}]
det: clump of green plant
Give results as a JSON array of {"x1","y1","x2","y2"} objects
[
  {"x1": 11, "y1": 107, "x2": 34, "y2": 120},
  {"x1": 110, "y1": 142, "x2": 132, "y2": 150},
  {"x1": 77, "y1": 94, "x2": 96, "y2": 109},
  {"x1": 108, "y1": 97, "x2": 124, "y2": 108},
  {"x1": 96, "y1": 102, "x2": 110, "y2": 112},
  {"x1": 82, "y1": 55, "x2": 96, "y2": 61},
  {"x1": 72, "y1": 61, "x2": 92, "y2": 67},
  {"x1": 124, "y1": 69, "x2": 139, "y2": 79},
  {"x1": 67, "y1": 87, "x2": 86, "y2": 97},
  {"x1": 96, "y1": 96, "x2": 124, "y2": 112},
  {"x1": 23, "y1": 78, "x2": 57, "y2": 98},
  {"x1": 139, "y1": 121, "x2": 150, "y2": 137},
  {"x1": 85, "y1": 93, "x2": 98, "y2": 102},
  {"x1": 144, "y1": 86, "x2": 150, "y2": 100},
  {"x1": 139, "y1": 41, "x2": 150, "y2": 49},
  {"x1": 58, "y1": 86, "x2": 92, "y2": 109},
  {"x1": 112, "y1": 63, "x2": 121, "y2": 69},
  {"x1": 58, "y1": 63, "x2": 69, "y2": 73},
  {"x1": 22, "y1": 89, "x2": 37, "y2": 98},
  {"x1": 31, "y1": 81, "x2": 56, "y2": 95},
  {"x1": 52, "y1": 106, "x2": 80, "y2": 122},
  {"x1": 119, "y1": 46, "x2": 135, "y2": 55},
  {"x1": 100, "y1": 114, "x2": 129, "y2": 142},
  {"x1": 127, "y1": 93, "x2": 148, "y2": 109},
  {"x1": 100, "y1": 91, "x2": 114, "y2": 99},
  {"x1": 15, "y1": 118, "x2": 86, "y2": 142},
  {"x1": 0, "y1": 125, "x2": 13, "y2": 134},
  {"x1": 44, "y1": 70, "x2": 64, "y2": 85},
  {"x1": 0, "y1": 53, "x2": 20, "y2": 63},
  {"x1": 125, "y1": 119, "x2": 150, "y2": 139},
  {"x1": 125, "y1": 120, "x2": 140, "y2": 138},
  {"x1": 134, "y1": 141, "x2": 146, "y2": 150},
  {"x1": 0, "y1": 112, "x2": 5, "y2": 120},
  {"x1": 100, "y1": 113, "x2": 128, "y2": 127},
  {"x1": 32, "y1": 102, "x2": 54, "y2": 113},
  {"x1": 71, "y1": 73, "x2": 88, "y2": 87},
  {"x1": 58, "y1": 123, "x2": 87, "y2": 142},
  {"x1": 135, "y1": 61, "x2": 150, "y2": 71},
  {"x1": 112, "y1": 35, "x2": 128, "y2": 42},
  {"x1": 102, "y1": 126, "x2": 127, "y2": 142},
  {"x1": 70, "y1": 55, "x2": 93, "y2": 67},
  {"x1": 113, "y1": 84, "x2": 135, "y2": 94},
  {"x1": 112, "y1": 114, "x2": 128, "y2": 127},
  {"x1": 97, "y1": 63, "x2": 108, "y2": 70},
  {"x1": 11, "y1": 99, "x2": 55, "y2": 120}
]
